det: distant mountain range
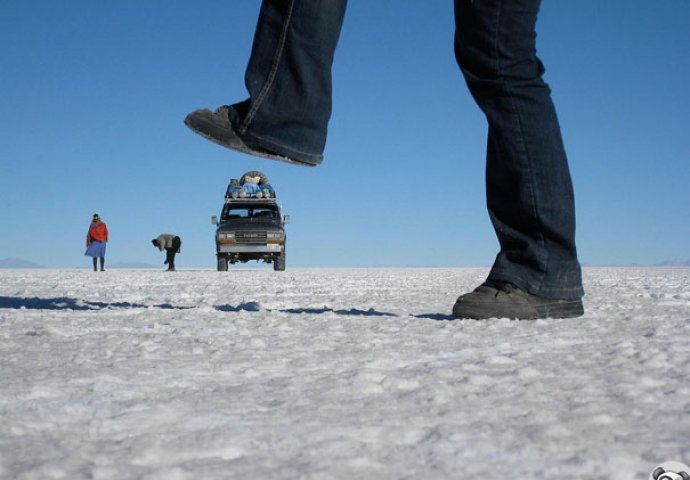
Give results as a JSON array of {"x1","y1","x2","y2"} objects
[
  {"x1": 108, "y1": 262, "x2": 157, "y2": 269},
  {"x1": 654, "y1": 259, "x2": 690, "y2": 267},
  {"x1": 0, "y1": 258, "x2": 45, "y2": 269}
]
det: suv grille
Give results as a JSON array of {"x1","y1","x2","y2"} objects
[{"x1": 235, "y1": 231, "x2": 267, "y2": 243}]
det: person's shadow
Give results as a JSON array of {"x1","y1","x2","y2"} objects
[
  {"x1": 0, "y1": 295, "x2": 453, "y2": 319},
  {"x1": 0, "y1": 296, "x2": 191, "y2": 310}
]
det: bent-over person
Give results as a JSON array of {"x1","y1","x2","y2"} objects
[{"x1": 151, "y1": 234, "x2": 181, "y2": 271}]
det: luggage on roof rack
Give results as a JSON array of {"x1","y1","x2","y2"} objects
[{"x1": 225, "y1": 170, "x2": 276, "y2": 199}]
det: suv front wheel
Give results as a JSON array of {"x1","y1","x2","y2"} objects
[
  {"x1": 273, "y1": 249, "x2": 285, "y2": 271},
  {"x1": 217, "y1": 255, "x2": 228, "y2": 272}
]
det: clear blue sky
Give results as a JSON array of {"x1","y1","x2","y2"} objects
[{"x1": 1, "y1": 1, "x2": 688, "y2": 268}]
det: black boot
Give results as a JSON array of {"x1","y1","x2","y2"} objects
[{"x1": 452, "y1": 281, "x2": 584, "y2": 320}]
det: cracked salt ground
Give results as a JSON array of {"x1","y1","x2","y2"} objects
[{"x1": 0, "y1": 267, "x2": 689, "y2": 479}]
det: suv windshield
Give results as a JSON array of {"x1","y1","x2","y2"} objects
[{"x1": 222, "y1": 204, "x2": 279, "y2": 222}]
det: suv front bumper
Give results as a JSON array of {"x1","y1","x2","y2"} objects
[{"x1": 218, "y1": 244, "x2": 283, "y2": 253}]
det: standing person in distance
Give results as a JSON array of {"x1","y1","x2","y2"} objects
[
  {"x1": 85, "y1": 213, "x2": 108, "y2": 271},
  {"x1": 151, "y1": 234, "x2": 182, "y2": 271},
  {"x1": 184, "y1": 0, "x2": 584, "y2": 319}
]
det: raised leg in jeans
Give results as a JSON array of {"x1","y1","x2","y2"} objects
[
  {"x1": 182, "y1": 0, "x2": 349, "y2": 165},
  {"x1": 231, "y1": 0, "x2": 347, "y2": 164}
]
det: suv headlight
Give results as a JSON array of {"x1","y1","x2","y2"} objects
[
  {"x1": 218, "y1": 232, "x2": 235, "y2": 241},
  {"x1": 267, "y1": 232, "x2": 284, "y2": 242}
]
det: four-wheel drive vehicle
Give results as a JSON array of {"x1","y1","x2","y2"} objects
[{"x1": 212, "y1": 171, "x2": 289, "y2": 271}]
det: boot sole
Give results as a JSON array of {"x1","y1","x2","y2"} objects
[
  {"x1": 184, "y1": 111, "x2": 315, "y2": 167},
  {"x1": 452, "y1": 299, "x2": 584, "y2": 320}
]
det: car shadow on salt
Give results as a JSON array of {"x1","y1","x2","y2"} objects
[{"x1": 0, "y1": 296, "x2": 193, "y2": 311}]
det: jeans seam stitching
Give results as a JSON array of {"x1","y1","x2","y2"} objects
[{"x1": 240, "y1": 0, "x2": 296, "y2": 134}]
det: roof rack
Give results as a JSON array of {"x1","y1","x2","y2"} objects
[{"x1": 224, "y1": 196, "x2": 277, "y2": 204}]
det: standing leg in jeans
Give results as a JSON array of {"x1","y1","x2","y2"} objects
[
  {"x1": 451, "y1": 0, "x2": 584, "y2": 318},
  {"x1": 185, "y1": 0, "x2": 347, "y2": 166}
]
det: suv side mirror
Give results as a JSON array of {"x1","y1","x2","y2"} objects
[
  {"x1": 211, "y1": 215, "x2": 219, "y2": 225},
  {"x1": 283, "y1": 215, "x2": 290, "y2": 225}
]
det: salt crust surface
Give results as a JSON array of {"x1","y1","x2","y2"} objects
[{"x1": 1, "y1": 267, "x2": 688, "y2": 479}]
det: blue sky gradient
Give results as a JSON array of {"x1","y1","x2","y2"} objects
[{"x1": 1, "y1": 1, "x2": 688, "y2": 268}]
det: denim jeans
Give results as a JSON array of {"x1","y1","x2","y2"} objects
[
  {"x1": 228, "y1": 0, "x2": 347, "y2": 165},
  {"x1": 232, "y1": 0, "x2": 583, "y2": 299}
]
